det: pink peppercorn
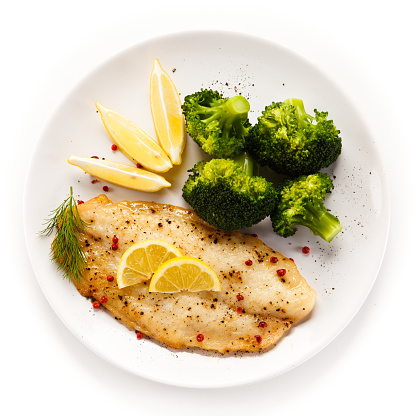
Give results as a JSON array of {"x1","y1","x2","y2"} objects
[
  {"x1": 112, "y1": 236, "x2": 119, "y2": 244},
  {"x1": 270, "y1": 256, "x2": 278, "y2": 263},
  {"x1": 107, "y1": 275, "x2": 114, "y2": 282},
  {"x1": 111, "y1": 243, "x2": 118, "y2": 250},
  {"x1": 302, "y1": 246, "x2": 310, "y2": 254},
  {"x1": 258, "y1": 321, "x2": 267, "y2": 328},
  {"x1": 277, "y1": 269, "x2": 286, "y2": 277},
  {"x1": 245, "y1": 259, "x2": 253, "y2": 266},
  {"x1": 196, "y1": 334, "x2": 204, "y2": 342},
  {"x1": 236, "y1": 294, "x2": 244, "y2": 301},
  {"x1": 92, "y1": 300, "x2": 100, "y2": 309},
  {"x1": 237, "y1": 307, "x2": 243, "y2": 313},
  {"x1": 103, "y1": 185, "x2": 109, "y2": 192},
  {"x1": 111, "y1": 144, "x2": 117, "y2": 151},
  {"x1": 77, "y1": 200, "x2": 84, "y2": 205},
  {"x1": 136, "y1": 331, "x2": 143, "y2": 339},
  {"x1": 254, "y1": 335, "x2": 262, "y2": 343},
  {"x1": 100, "y1": 296, "x2": 108, "y2": 303}
]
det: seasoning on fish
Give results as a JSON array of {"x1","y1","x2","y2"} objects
[{"x1": 66, "y1": 194, "x2": 316, "y2": 353}]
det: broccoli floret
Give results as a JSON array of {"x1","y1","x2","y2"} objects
[
  {"x1": 182, "y1": 154, "x2": 276, "y2": 231},
  {"x1": 271, "y1": 172, "x2": 342, "y2": 242},
  {"x1": 246, "y1": 98, "x2": 342, "y2": 176},
  {"x1": 182, "y1": 89, "x2": 251, "y2": 158}
]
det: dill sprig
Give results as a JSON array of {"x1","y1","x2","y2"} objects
[{"x1": 39, "y1": 187, "x2": 88, "y2": 282}]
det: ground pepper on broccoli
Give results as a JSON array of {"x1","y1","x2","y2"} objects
[{"x1": 181, "y1": 89, "x2": 343, "y2": 242}]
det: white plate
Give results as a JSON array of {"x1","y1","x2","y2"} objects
[{"x1": 23, "y1": 30, "x2": 390, "y2": 388}]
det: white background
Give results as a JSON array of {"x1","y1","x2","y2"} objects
[{"x1": 2, "y1": 0, "x2": 414, "y2": 414}]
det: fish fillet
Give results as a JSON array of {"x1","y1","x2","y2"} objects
[{"x1": 72, "y1": 194, "x2": 316, "y2": 353}]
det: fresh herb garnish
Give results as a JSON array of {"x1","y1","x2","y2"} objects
[{"x1": 39, "y1": 187, "x2": 88, "y2": 282}]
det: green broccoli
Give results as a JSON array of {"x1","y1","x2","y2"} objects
[
  {"x1": 182, "y1": 89, "x2": 251, "y2": 158},
  {"x1": 246, "y1": 98, "x2": 342, "y2": 176},
  {"x1": 271, "y1": 172, "x2": 342, "y2": 242},
  {"x1": 182, "y1": 154, "x2": 276, "y2": 231}
]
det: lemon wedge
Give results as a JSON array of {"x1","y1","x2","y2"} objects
[
  {"x1": 150, "y1": 59, "x2": 186, "y2": 165},
  {"x1": 117, "y1": 240, "x2": 183, "y2": 288},
  {"x1": 68, "y1": 156, "x2": 171, "y2": 192},
  {"x1": 149, "y1": 256, "x2": 221, "y2": 293},
  {"x1": 96, "y1": 103, "x2": 172, "y2": 173}
]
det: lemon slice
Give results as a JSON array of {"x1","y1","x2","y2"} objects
[
  {"x1": 150, "y1": 59, "x2": 186, "y2": 165},
  {"x1": 149, "y1": 256, "x2": 221, "y2": 293},
  {"x1": 117, "y1": 239, "x2": 183, "y2": 288},
  {"x1": 96, "y1": 103, "x2": 172, "y2": 173},
  {"x1": 68, "y1": 156, "x2": 171, "y2": 192}
]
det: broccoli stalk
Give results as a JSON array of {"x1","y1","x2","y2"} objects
[
  {"x1": 182, "y1": 89, "x2": 251, "y2": 158},
  {"x1": 271, "y1": 173, "x2": 342, "y2": 242},
  {"x1": 191, "y1": 95, "x2": 250, "y2": 142},
  {"x1": 232, "y1": 150, "x2": 259, "y2": 176},
  {"x1": 286, "y1": 198, "x2": 342, "y2": 242},
  {"x1": 284, "y1": 98, "x2": 314, "y2": 127},
  {"x1": 201, "y1": 95, "x2": 250, "y2": 123},
  {"x1": 182, "y1": 153, "x2": 276, "y2": 231}
]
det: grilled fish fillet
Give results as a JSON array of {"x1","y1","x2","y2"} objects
[{"x1": 72, "y1": 195, "x2": 316, "y2": 353}]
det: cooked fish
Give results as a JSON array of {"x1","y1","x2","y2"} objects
[{"x1": 72, "y1": 194, "x2": 316, "y2": 353}]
